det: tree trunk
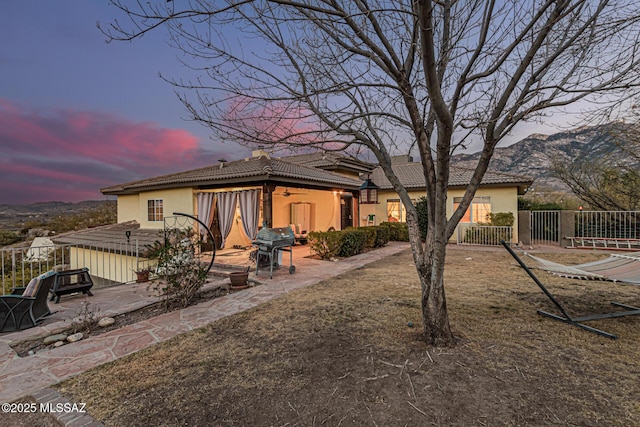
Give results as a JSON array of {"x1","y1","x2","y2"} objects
[{"x1": 408, "y1": 211, "x2": 455, "y2": 346}]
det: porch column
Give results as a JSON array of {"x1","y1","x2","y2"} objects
[
  {"x1": 262, "y1": 184, "x2": 276, "y2": 228},
  {"x1": 518, "y1": 211, "x2": 531, "y2": 246},
  {"x1": 560, "y1": 210, "x2": 575, "y2": 248}
]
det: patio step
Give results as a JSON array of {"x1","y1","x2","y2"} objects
[{"x1": 208, "y1": 263, "x2": 250, "y2": 278}]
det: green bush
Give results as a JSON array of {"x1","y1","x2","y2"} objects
[
  {"x1": 373, "y1": 225, "x2": 390, "y2": 247},
  {"x1": 308, "y1": 231, "x2": 343, "y2": 260},
  {"x1": 487, "y1": 212, "x2": 515, "y2": 227},
  {"x1": 338, "y1": 229, "x2": 367, "y2": 257},
  {"x1": 380, "y1": 222, "x2": 409, "y2": 241},
  {"x1": 351, "y1": 226, "x2": 377, "y2": 249}
]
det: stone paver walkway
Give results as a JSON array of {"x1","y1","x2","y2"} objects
[{"x1": 0, "y1": 242, "x2": 409, "y2": 403}]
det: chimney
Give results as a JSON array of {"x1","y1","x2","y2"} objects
[
  {"x1": 390, "y1": 155, "x2": 414, "y2": 164},
  {"x1": 252, "y1": 148, "x2": 270, "y2": 158}
]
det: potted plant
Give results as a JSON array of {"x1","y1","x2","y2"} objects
[
  {"x1": 229, "y1": 268, "x2": 250, "y2": 289},
  {"x1": 134, "y1": 267, "x2": 152, "y2": 283}
]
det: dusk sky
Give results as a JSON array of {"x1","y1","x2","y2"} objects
[
  {"x1": 1, "y1": 2, "x2": 580, "y2": 206},
  {"x1": 0, "y1": 1, "x2": 251, "y2": 205}
]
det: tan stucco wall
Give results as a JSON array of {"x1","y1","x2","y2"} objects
[
  {"x1": 117, "y1": 194, "x2": 139, "y2": 223},
  {"x1": 222, "y1": 187, "x2": 345, "y2": 248},
  {"x1": 358, "y1": 186, "x2": 520, "y2": 243},
  {"x1": 117, "y1": 188, "x2": 195, "y2": 229},
  {"x1": 69, "y1": 247, "x2": 150, "y2": 284},
  {"x1": 271, "y1": 188, "x2": 343, "y2": 231},
  {"x1": 116, "y1": 185, "x2": 350, "y2": 249}
]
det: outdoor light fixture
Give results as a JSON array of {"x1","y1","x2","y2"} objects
[{"x1": 359, "y1": 178, "x2": 379, "y2": 204}]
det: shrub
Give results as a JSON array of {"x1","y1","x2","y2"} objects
[
  {"x1": 152, "y1": 228, "x2": 208, "y2": 309},
  {"x1": 308, "y1": 231, "x2": 343, "y2": 260},
  {"x1": 373, "y1": 225, "x2": 390, "y2": 247},
  {"x1": 487, "y1": 212, "x2": 515, "y2": 227},
  {"x1": 380, "y1": 222, "x2": 409, "y2": 241},
  {"x1": 351, "y1": 226, "x2": 377, "y2": 249},
  {"x1": 338, "y1": 229, "x2": 367, "y2": 257}
]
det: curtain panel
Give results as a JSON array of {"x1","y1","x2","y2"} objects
[
  {"x1": 238, "y1": 189, "x2": 261, "y2": 241},
  {"x1": 196, "y1": 192, "x2": 216, "y2": 241},
  {"x1": 216, "y1": 192, "x2": 238, "y2": 249}
]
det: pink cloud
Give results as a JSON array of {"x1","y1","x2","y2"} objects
[{"x1": 0, "y1": 99, "x2": 244, "y2": 205}]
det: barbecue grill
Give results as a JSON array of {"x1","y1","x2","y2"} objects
[{"x1": 253, "y1": 226, "x2": 296, "y2": 279}]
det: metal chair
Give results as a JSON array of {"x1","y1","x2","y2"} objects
[{"x1": 0, "y1": 272, "x2": 55, "y2": 333}]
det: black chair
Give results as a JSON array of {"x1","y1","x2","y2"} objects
[{"x1": 0, "y1": 272, "x2": 56, "y2": 333}]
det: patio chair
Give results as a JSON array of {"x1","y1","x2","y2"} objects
[
  {"x1": 288, "y1": 224, "x2": 308, "y2": 245},
  {"x1": 0, "y1": 271, "x2": 56, "y2": 333}
]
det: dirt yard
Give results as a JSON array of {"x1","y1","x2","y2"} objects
[{"x1": 5, "y1": 246, "x2": 640, "y2": 426}]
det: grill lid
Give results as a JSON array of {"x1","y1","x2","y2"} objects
[{"x1": 254, "y1": 227, "x2": 295, "y2": 246}]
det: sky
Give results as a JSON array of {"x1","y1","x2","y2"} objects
[
  {"x1": 0, "y1": 1, "x2": 252, "y2": 205},
  {"x1": 0, "y1": 2, "x2": 574, "y2": 206}
]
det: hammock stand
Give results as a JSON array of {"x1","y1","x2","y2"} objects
[{"x1": 500, "y1": 240, "x2": 640, "y2": 339}]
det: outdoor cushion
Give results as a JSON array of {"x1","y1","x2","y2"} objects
[{"x1": 22, "y1": 271, "x2": 56, "y2": 298}]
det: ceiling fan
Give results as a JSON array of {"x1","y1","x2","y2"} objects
[{"x1": 276, "y1": 187, "x2": 307, "y2": 197}]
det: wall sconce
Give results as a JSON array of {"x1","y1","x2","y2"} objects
[{"x1": 359, "y1": 178, "x2": 379, "y2": 204}]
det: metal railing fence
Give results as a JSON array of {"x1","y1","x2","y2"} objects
[
  {"x1": 1, "y1": 241, "x2": 153, "y2": 295},
  {"x1": 530, "y1": 210, "x2": 561, "y2": 246},
  {"x1": 457, "y1": 224, "x2": 513, "y2": 246},
  {"x1": 575, "y1": 211, "x2": 640, "y2": 239}
]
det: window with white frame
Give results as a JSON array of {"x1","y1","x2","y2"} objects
[
  {"x1": 147, "y1": 199, "x2": 164, "y2": 222},
  {"x1": 386, "y1": 199, "x2": 416, "y2": 222},
  {"x1": 453, "y1": 196, "x2": 491, "y2": 223}
]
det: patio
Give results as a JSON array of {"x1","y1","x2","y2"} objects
[{"x1": 0, "y1": 242, "x2": 409, "y2": 404}]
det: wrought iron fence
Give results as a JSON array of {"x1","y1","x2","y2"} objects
[
  {"x1": 457, "y1": 224, "x2": 513, "y2": 246},
  {"x1": 575, "y1": 211, "x2": 640, "y2": 239},
  {"x1": 1, "y1": 241, "x2": 152, "y2": 295},
  {"x1": 530, "y1": 210, "x2": 561, "y2": 246}
]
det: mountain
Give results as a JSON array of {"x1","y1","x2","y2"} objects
[
  {"x1": 0, "y1": 200, "x2": 110, "y2": 216},
  {"x1": 0, "y1": 200, "x2": 114, "y2": 231},
  {"x1": 452, "y1": 123, "x2": 638, "y2": 191}
]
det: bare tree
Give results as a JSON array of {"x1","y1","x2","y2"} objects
[{"x1": 102, "y1": 0, "x2": 640, "y2": 346}]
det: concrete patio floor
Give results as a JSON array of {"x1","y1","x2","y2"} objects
[{"x1": 0, "y1": 242, "x2": 410, "y2": 406}]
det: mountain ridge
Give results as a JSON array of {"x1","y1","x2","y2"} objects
[{"x1": 452, "y1": 122, "x2": 637, "y2": 191}]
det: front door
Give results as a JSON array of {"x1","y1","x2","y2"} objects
[{"x1": 340, "y1": 194, "x2": 353, "y2": 230}]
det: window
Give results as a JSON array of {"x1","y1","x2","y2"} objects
[
  {"x1": 147, "y1": 199, "x2": 163, "y2": 222},
  {"x1": 453, "y1": 196, "x2": 491, "y2": 223},
  {"x1": 387, "y1": 199, "x2": 402, "y2": 222}
]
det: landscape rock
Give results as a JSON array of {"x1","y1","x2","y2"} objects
[
  {"x1": 43, "y1": 334, "x2": 68, "y2": 345},
  {"x1": 98, "y1": 317, "x2": 116, "y2": 327},
  {"x1": 67, "y1": 333, "x2": 84, "y2": 343},
  {"x1": 53, "y1": 341, "x2": 65, "y2": 348}
]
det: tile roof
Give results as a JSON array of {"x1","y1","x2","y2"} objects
[
  {"x1": 281, "y1": 152, "x2": 376, "y2": 173},
  {"x1": 51, "y1": 221, "x2": 163, "y2": 254},
  {"x1": 101, "y1": 155, "x2": 363, "y2": 195},
  {"x1": 369, "y1": 162, "x2": 533, "y2": 190}
]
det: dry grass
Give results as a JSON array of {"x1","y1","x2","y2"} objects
[{"x1": 47, "y1": 246, "x2": 640, "y2": 426}]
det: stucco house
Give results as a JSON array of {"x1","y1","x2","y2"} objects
[
  {"x1": 100, "y1": 150, "x2": 375, "y2": 249},
  {"x1": 53, "y1": 151, "x2": 531, "y2": 284},
  {"x1": 358, "y1": 155, "x2": 533, "y2": 242}
]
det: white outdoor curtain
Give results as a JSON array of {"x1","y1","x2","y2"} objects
[
  {"x1": 196, "y1": 192, "x2": 216, "y2": 241},
  {"x1": 238, "y1": 189, "x2": 261, "y2": 241},
  {"x1": 216, "y1": 191, "x2": 238, "y2": 249}
]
